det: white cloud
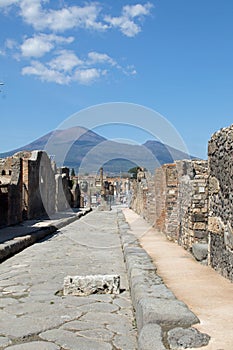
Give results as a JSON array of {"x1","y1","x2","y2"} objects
[
  {"x1": 22, "y1": 60, "x2": 71, "y2": 84},
  {"x1": 123, "y1": 3, "x2": 153, "y2": 18},
  {"x1": 1, "y1": 1, "x2": 152, "y2": 37},
  {"x1": 21, "y1": 35, "x2": 53, "y2": 58},
  {"x1": 1, "y1": 2, "x2": 148, "y2": 84},
  {"x1": 0, "y1": 0, "x2": 18, "y2": 8},
  {"x1": 74, "y1": 68, "x2": 101, "y2": 85},
  {"x1": 105, "y1": 16, "x2": 141, "y2": 37},
  {"x1": 5, "y1": 38, "x2": 18, "y2": 50},
  {"x1": 49, "y1": 50, "x2": 83, "y2": 72},
  {"x1": 19, "y1": 0, "x2": 108, "y2": 32},
  {"x1": 87, "y1": 51, "x2": 116, "y2": 66},
  {"x1": 20, "y1": 33, "x2": 74, "y2": 58},
  {"x1": 20, "y1": 47, "x2": 136, "y2": 85},
  {"x1": 22, "y1": 60, "x2": 104, "y2": 85},
  {"x1": 104, "y1": 2, "x2": 153, "y2": 37},
  {"x1": 0, "y1": 38, "x2": 18, "y2": 56}
]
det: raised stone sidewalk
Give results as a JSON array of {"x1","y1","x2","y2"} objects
[
  {"x1": 118, "y1": 210, "x2": 210, "y2": 350},
  {"x1": 0, "y1": 207, "x2": 209, "y2": 349},
  {"x1": 0, "y1": 209, "x2": 92, "y2": 262}
]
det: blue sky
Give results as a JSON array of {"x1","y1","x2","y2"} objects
[{"x1": 0, "y1": 0, "x2": 233, "y2": 159}]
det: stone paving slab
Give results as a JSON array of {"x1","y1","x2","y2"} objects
[
  {"x1": 0, "y1": 208, "x2": 92, "y2": 262},
  {"x1": 0, "y1": 208, "x2": 137, "y2": 350}
]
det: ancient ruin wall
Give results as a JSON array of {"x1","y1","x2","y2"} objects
[
  {"x1": 164, "y1": 164, "x2": 179, "y2": 242},
  {"x1": 208, "y1": 125, "x2": 233, "y2": 281},
  {"x1": 177, "y1": 160, "x2": 208, "y2": 251},
  {"x1": 154, "y1": 166, "x2": 166, "y2": 232},
  {"x1": 144, "y1": 160, "x2": 208, "y2": 250},
  {"x1": 19, "y1": 151, "x2": 56, "y2": 220},
  {"x1": 0, "y1": 157, "x2": 22, "y2": 227},
  {"x1": 154, "y1": 164, "x2": 179, "y2": 242},
  {"x1": 130, "y1": 170, "x2": 155, "y2": 225}
]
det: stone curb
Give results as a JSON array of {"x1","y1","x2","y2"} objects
[
  {"x1": 0, "y1": 208, "x2": 92, "y2": 263},
  {"x1": 117, "y1": 210, "x2": 208, "y2": 350}
]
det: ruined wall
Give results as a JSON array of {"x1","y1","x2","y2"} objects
[
  {"x1": 208, "y1": 125, "x2": 233, "y2": 281},
  {"x1": 130, "y1": 170, "x2": 155, "y2": 225},
  {"x1": 0, "y1": 157, "x2": 22, "y2": 227},
  {"x1": 154, "y1": 166, "x2": 166, "y2": 231},
  {"x1": 164, "y1": 164, "x2": 179, "y2": 242},
  {"x1": 154, "y1": 164, "x2": 179, "y2": 241},
  {"x1": 55, "y1": 167, "x2": 81, "y2": 211},
  {"x1": 133, "y1": 160, "x2": 208, "y2": 250},
  {"x1": 18, "y1": 151, "x2": 56, "y2": 220},
  {"x1": 71, "y1": 178, "x2": 81, "y2": 208},
  {"x1": 144, "y1": 172, "x2": 156, "y2": 224},
  {"x1": 0, "y1": 150, "x2": 81, "y2": 229},
  {"x1": 177, "y1": 160, "x2": 208, "y2": 251}
]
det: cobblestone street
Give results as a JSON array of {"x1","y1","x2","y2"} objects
[{"x1": 0, "y1": 209, "x2": 137, "y2": 350}]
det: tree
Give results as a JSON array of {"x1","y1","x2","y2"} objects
[
  {"x1": 128, "y1": 166, "x2": 140, "y2": 179},
  {"x1": 71, "y1": 168, "x2": 75, "y2": 177}
]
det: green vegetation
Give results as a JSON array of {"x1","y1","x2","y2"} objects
[{"x1": 128, "y1": 166, "x2": 140, "y2": 179}]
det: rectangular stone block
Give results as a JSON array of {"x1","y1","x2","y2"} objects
[
  {"x1": 63, "y1": 274, "x2": 120, "y2": 296},
  {"x1": 136, "y1": 297, "x2": 199, "y2": 331}
]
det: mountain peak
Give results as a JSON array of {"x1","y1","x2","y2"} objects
[{"x1": 0, "y1": 127, "x2": 193, "y2": 174}]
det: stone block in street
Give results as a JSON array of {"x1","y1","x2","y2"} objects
[
  {"x1": 167, "y1": 327, "x2": 210, "y2": 349},
  {"x1": 136, "y1": 297, "x2": 199, "y2": 331},
  {"x1": 192, "y1": 243, "x2": 208, "y2": 261},
  {"x1": 63, "y1": 274, "x2": 120, "y2": 296},
  {"x1": 138, "y1": 324, "x2": 166, "y2": 350}
]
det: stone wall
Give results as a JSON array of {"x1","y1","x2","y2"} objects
[
  {"x1": 164, "y1": 164, "x2": 179, "y2": 242},
  {"x1": 177, "y1": 160, "x2": 208, "y2": 251},
  {"x1": 0, "y1": 157, "x2": 22, "y2": 227},
  {"x1": 55, "y1": 168, "x2": 80, "y2": 211},
  {"x1": 154, "y1": 166, "x2": 166, "y2": 232},
  {"x1": 130, "y1": 169, "x2": 155, "y2": 225},
  {"x1": 154, "y1": 163, "x2": 179, "y2": 242},
  {"x1": 208, "y1": 125, "x2": 233, "y2": 281},
  {"x1": 131, "y1": 160, "x2": 208, "y2": 251},
  {"x1": 0, "y1": 150, "x2": 81, "y2": 228},
  {"x1": 18, "y1": 151, "x2": 56, "y2": 220}
]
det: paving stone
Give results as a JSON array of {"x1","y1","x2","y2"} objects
[
  {"x1": 2, "y1": 285, "x2": 28, "y2": 294},
  {"x1": 76, "y1": 301, "x2": 119, "y2": 313},
  {"x1": 138, "y1": 324, "x2": 166, "y2": 350},
  {"x1": 0, "y1": 314, "x2": 71, "y2": 338},
  {"x1": 77, "y1": 328, "x2": 114, "y2": 342},
  {"x1": 87, "y1": 294, "x2": 114, "y2": 302},
  {"x1": 116, "y1": 308, "x2": 135, "y2": 320},
  {"x1": 5, "y1": 341, "x2": 60, "y2": 349},
  {"x1": 40, "y1": 329, "x2": 112, "y2": 350},
  {"x1": 113, "y1": 296, "x2": 132, "y2": 308},
  {"x1": 61, "y1": 320, "x2": 103, "y2": 331},
  {"x1": 6, "y1": 300, "x2": 83, "y2": 320},
  {"x1": 0, "y1": 298, "x2": 19, "y2": 307},
  {"x1": 0, "y1": 336, "x2": 12, "y2": 347},
  {"x1": 80, "y1": 311, "x2": 128, "y2": 325},
  {"x1": 106, "y1": 319, "x2": 135, "y2": 334},
  {"x1": 113, "y1": 334, "x2": 137, "y2": 350},
  {"x1": 167, "y1": 327, "x2": 211, "y2": 349}
]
